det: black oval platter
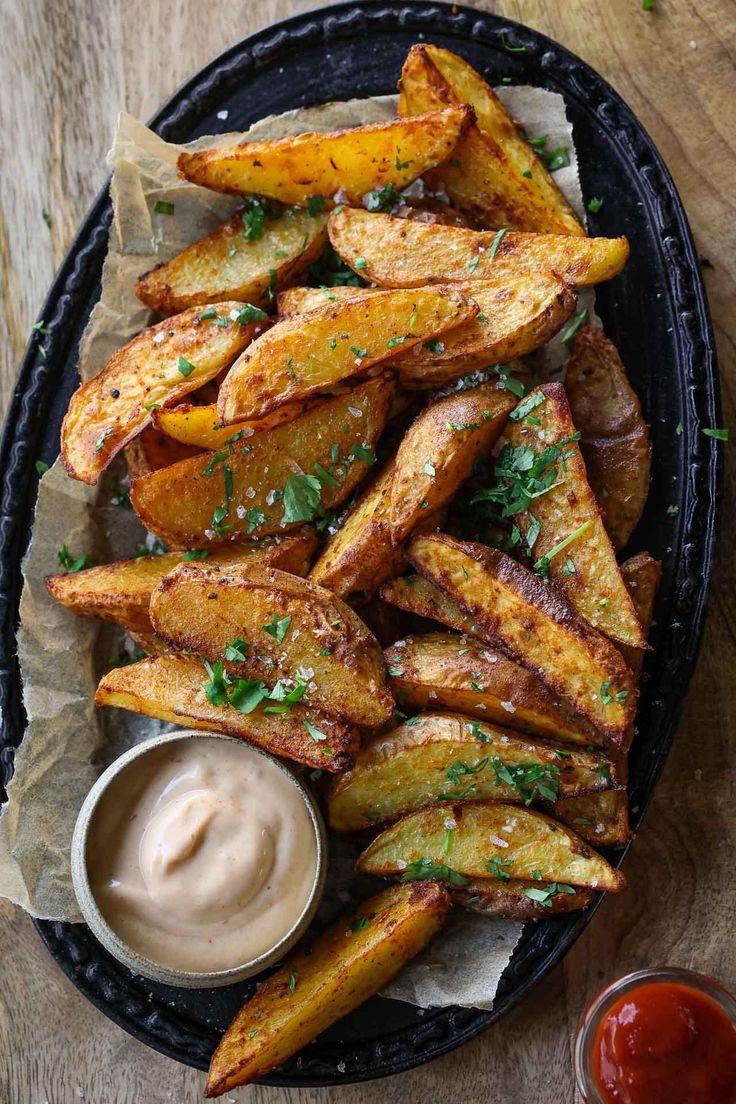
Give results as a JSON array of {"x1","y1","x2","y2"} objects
[{"x1": 0, "y1": 0, "x2": 720, "y2": 1087}]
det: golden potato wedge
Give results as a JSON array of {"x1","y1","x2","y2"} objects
[
  {"x1": 278, "y1": 284, "x2": 367, "y2": 318},
  {"x1": 136, "y1": 208, "x2": 328, "y2": 314},
  {"x1": 123, "y1": 426, "x2": 201, "y2": 479},
  {"x1": 552, "y1": 551, "x2": 661, "y2": 845},
  {"x1": 326, "y1": 711, "x2": 610, "y2": 832},
  {"x1": 398, "y1": 44, "x2": 584, "y2": 235},
  {"x1": 619, "y1": 552, "x2": 661, "y2": 675},
  {"x1": 149, "y1": 563, "x2": 394, "y2": 727},
  {"x1": 278, "y1": 275, "x2": 576, "y2": 390},
  {"x1": 217, "y1": 287, "x2": 476, "y2": 423},
  {"x1": 45, "y1": 531, "x2": 317, "y2": 634},
  {"x1": 96, "y1": 654, "x2": 358, "y2": 772},
  {"x1": 151, "y1": 399, "x2": 317, "y2": 450},
  {"x1": 130, "y1": 374, "x2": 395, "y2": 549},
  {"x1": 381, "y1": 627, "x2": 600, "y2": 746},
  {"x1": 389, "y1": 384, "x2": 514, "y2": 544},
  {"x1": 453, "y1": 877, "x2": 595, "y2": 919},
  {"x1": 391, "y1": 275, "x2": 576, "y2": 387},
  {"x1": 328, "y1": 208, "x2": 629, "y2": 288},
  {"x1": 357, "y1": 801, "x2": 624, "y2": 891},
  {"x1": 502, "y1": 382, "x2": 646, "y2": 648},
  {"x1": 309, "y1": 461, "x2": 405, "y2": 600},
  {"x1": 565, "y1": 325, "x2": 652, "y2": 551},
  {"x1": 178, "y1": 106, "x2": 472, "y2": 206},
  {"x1": 408, "y1": 533, "x2": 637, "y2": 742},
  {"x1": 61, "y1": 304, "x2": 259, "y2": 484},
  {"x1": 205, "y1": 882, "x2": 450, "y2": 1096},
  {"x1": 552, "y1": 788, "x2": 632, "y2": 849}
]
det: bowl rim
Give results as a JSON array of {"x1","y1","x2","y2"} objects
[
  {"x1": 71, "y1": 728, "x2": 327, "y2": 988},
  {"x1": 573, "y1": 965, "x2": 736, "y2": 1102}
]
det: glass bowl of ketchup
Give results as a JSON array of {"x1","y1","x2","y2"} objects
[{"x1": 574, "y1": 966, "x2": 736, "y2": 1104}]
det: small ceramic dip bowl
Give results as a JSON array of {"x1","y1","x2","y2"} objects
[{"x1": 71, "y1": 729, "x2": 326, "y2": 988}]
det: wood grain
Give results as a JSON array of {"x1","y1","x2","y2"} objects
[{"x1": 0, "y1": 1, "x2": 734, "y2": 1102}]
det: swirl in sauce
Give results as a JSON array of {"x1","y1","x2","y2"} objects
[{"x1": 87, "y1": 738, "x2": 318, "y2": 973}]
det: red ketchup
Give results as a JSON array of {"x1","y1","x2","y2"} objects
[{"x1": 591, "y1": 980, "x2": 736, "y2": 1103}]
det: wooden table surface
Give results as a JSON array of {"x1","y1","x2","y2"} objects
[{"x1": 1, "y1": 1, "x2": 734, "y2": 1101}]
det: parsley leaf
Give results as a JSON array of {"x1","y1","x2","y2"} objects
[
  {"x1": 223, "y1": 637, "x2": 248, "y2": 662},
  {"x1": 401, "y1": 859, "x2": 470, "y2": 886},
  {"x1": 57, "y1": 544, "x2": 90, "y2": 573},
  {"x1": 282, "y1": 473, "x2": 322, "y2": 524},
  {"x1": 262, "y1": 612, "x2": 291, "y2": 644},
  {"x1": 303, "y1": 719, "x2": 328, "y2": 743}
]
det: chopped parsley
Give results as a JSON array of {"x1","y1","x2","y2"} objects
[
  {"x1": 467, "y1": 255, "x2": 480, "y2": 274},
  {"x1": 363, "y1": 184, "x2": 403, "y2": 212},
  {"x1": 350, "y1": 916, "x2": 370, "y2": 932},
  {"x1": 600, "y1": 681, "x2": 629, "y2": 706},
  {"x1": 154, "y1": 200, "x2": 175, "y2": 215},
  {"x1": 234, "y1": 303, "x2": 268, "y2": 325},
  {"x1": 223, "y1": 637, "x2": 248, "y2": 662},
  {"x1": 35, "y1": 460, "x2": 49, "y2": 475},
  {"x1": 702, "y1": 427, "x2": 729, "y2": 441},
  {"x1": 282, "y1": 472, "x2": 323, "y2": 524},
  {"x1": 177, "y1": 356, "x2": 196, "y2": 377},
  {"x1": 350, "y1": 443, "x2": 375, "y2": 464},
  {"x1": 509, "y1": 390, "x2": 545, "y2": 422},
  {"x1": 491, "y1": 757, "x2": 561, "y2": 804},
  {"x1": 488, "y1": 227, "x2": 509, "y2": 261},
  {"x1": 57, "y1": 544, "x2": 90, "y2": 573},
  {"x1": 424, "y1": 339, "x2": 445, "y2": 355},
  {"x1": 524, "y1": 883, "x2": 576, "y2": 907},
  {"x1": 306, "y1": 194, "x2": 326, "y2": 216},
  {"x1": 262, "y1": 612, "x2": 291, "y2": 644},
  {"x1": 303, "y1": 719, "x2": 329, "y2": 743},
  {"x1": 561, "y1": 308, "x2": 588, "y2": 346},
  {"x1": 242, "y1": 199, "x2": 267, "y2": 241},
  {"x1": 587, "y1": 196, "x2": 604, "y2": 213},
  {"x1": 533, "y1": 519, "x2": 593, "y2": 578},
  {"x1": 354, "y1": 257, "x2": 368, "y2": 271},
  {"x1": 542, "y1": 147, "x2": 571, "y2": 172},
  {"x1": 487, "y1": 855, "x2": 513, "y2": 880},
  {"x1": 401, "y1": 859, "x2": 470, "y2": 886},
  {"x1": 183, "y1": 549, "x2": 208, "y2": 561},
  {"x1": 422, "y1": 461, "x2": 436, "y2": 477}
]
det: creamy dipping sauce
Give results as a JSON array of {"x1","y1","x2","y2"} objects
[{"x1": 86, "y1": 737, "x2": 318, "y2": 973}]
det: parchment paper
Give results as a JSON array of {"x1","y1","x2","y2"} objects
[{"x1": 1, "y1": 88, "x2": 586, "y2": 1011}]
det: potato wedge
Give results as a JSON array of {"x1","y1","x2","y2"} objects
[
  {"x1": 309, "y1": 461, "x2": 405, "y2": 600},
  {"x1": 389, "y1": 384, "x2": 514, "y2": 544},
  {"x1": 407, "y1": 533, "x2": 637, "y2": 741},
  {"x1": 453, "y1": 878, "x2": 595, "y2": 919},
  {"x1": 178, "y1": 107, "x2": 472, "y2": 206},
  {"x1": 217, "y1": 287, "x2": 475, "y2": 423},
  {"x1": 278, "y1": 284, "x2": 367, "y2": 318},
  {"x1": 205, "y1": 882, "x2": 450, "y2": 1096},
  {"x1": 136, "y1": 208, "x2": 328, "y2": 314},
  {"x1": 149, "y1": 563, "x2": 394, "y2": 727},
  {"x1": 151, "y1": 399, "x2": 318, "y2": 450},
  {"x1": 398, "y1": 44, "x2": 584, "y2": 235},
  {"x1": 357, "y1": 801, "x2": 624, "y2": 891},
  {"x1": 502, "y1": 382, "x2": 646, "y2": 648},
  {"x1": 130, "y1": 374, "x2": 395, "y2": 549},
  {"x1": 390, "y1": 275, "x2": 576, "y2": 387},
  {"x1": 552, "y1": 552, "x2": 661, "y2": 846},
  {"x1": 326, "y1": 711, "x2": 610, "y2": 832},
  {"x1": 329, "y1": 208, "x2": 629, "y2": 288},
  {"x1": 45, "y1": 531, "x2": 317, "y2": 634},
  {"x1": 278, "y1": 275, "x2": 576, "y2": 390},
  {"x1": 619, "y1": 552, "x2": 661, "y2": 675},
  {"x1": 123, "y1": 426, "x2": 201, "y2": 479},
  {"x1": 551, "y1": 788, "x2": 632, "y2": 850},
  {"x1": 96, "y1": 654, "x2": 358, "y2": 772},
  {"x1": 381, "y1": 627, "x2": 600, "y2": 746},
  {"x1": 61, "y1": 304, "x2": 259, "y2": 484},
  {"x1": 565, "y1": 325, "x2": 652, "y2": 551}
]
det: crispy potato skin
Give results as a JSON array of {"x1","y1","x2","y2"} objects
[
  {"x1": 392, "y1": 275, "x2": 576, "y2": 387},
  {"x1": 178, "y1": 107, "x2": 472, "y2": 206},
  {"x1": 357, "y1": 800, "x2": 625, "y2": 891},
  {"x1": 328, "y1": 208, "x2": 629, "y2": 289},
  {"x1": 278, "y1": 277, "x2": 576, "y2": 390},
  {"x1": 151, "y1": 399, "x2": 319, "y2": 450},
  {"x1": 309, "y1": 461, "x2": 406, "y2": 600},
  {"x1": 61, "y1": 304, "x2": 258, "y2": 485},
  {"x1": 149, "y1": 563, "x2": 394, "y2": 727},
  {"x1": 218, "y1": 287, "x2": 476, "y2": 423},
  {"x1": 398, "y1": 44, "x2": 584, "y2": 235},
  {"x1": 123, "y1": 426, "x2": 201, "y2": 480},
  {"x1": 205, "y1": 883, "x2": 450, "y2": 1096},
  {"x1": 381, "y1": 625, "x2": 601, "y2": 746},
  {"x1": 453, "y1": 878, "x2": 595, "y2": 919},
  {"x1": 407, "y1": 533, "x2": 637, "y2": 742},
  {"x1": 96, "y1": 654, "x2": 357, "y2": 771},
  {"x1": 566, "y1": 326, "x2": 652, "y2": 551},
  {"x1": 389, "y1": 384, "x2": 514, "y2": 544},
  {"x1": 326, "y1": 710, "x2": 610, "y2": 832},
  {"x1": 136, "y1": 209, "x2": 328, "y2": 314},
  {"x1": 551, "y1": 552, "x2": 661, "y2": 845},
  {"x1": 505, "y1": 382, "x2": 646, "y2": 648},
  {"x1": 130, "y1": 375, "x2": 395, "y2": 548},
  {"x1": 45, "y1": 532, "x2": 317, "y2": 634}
]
